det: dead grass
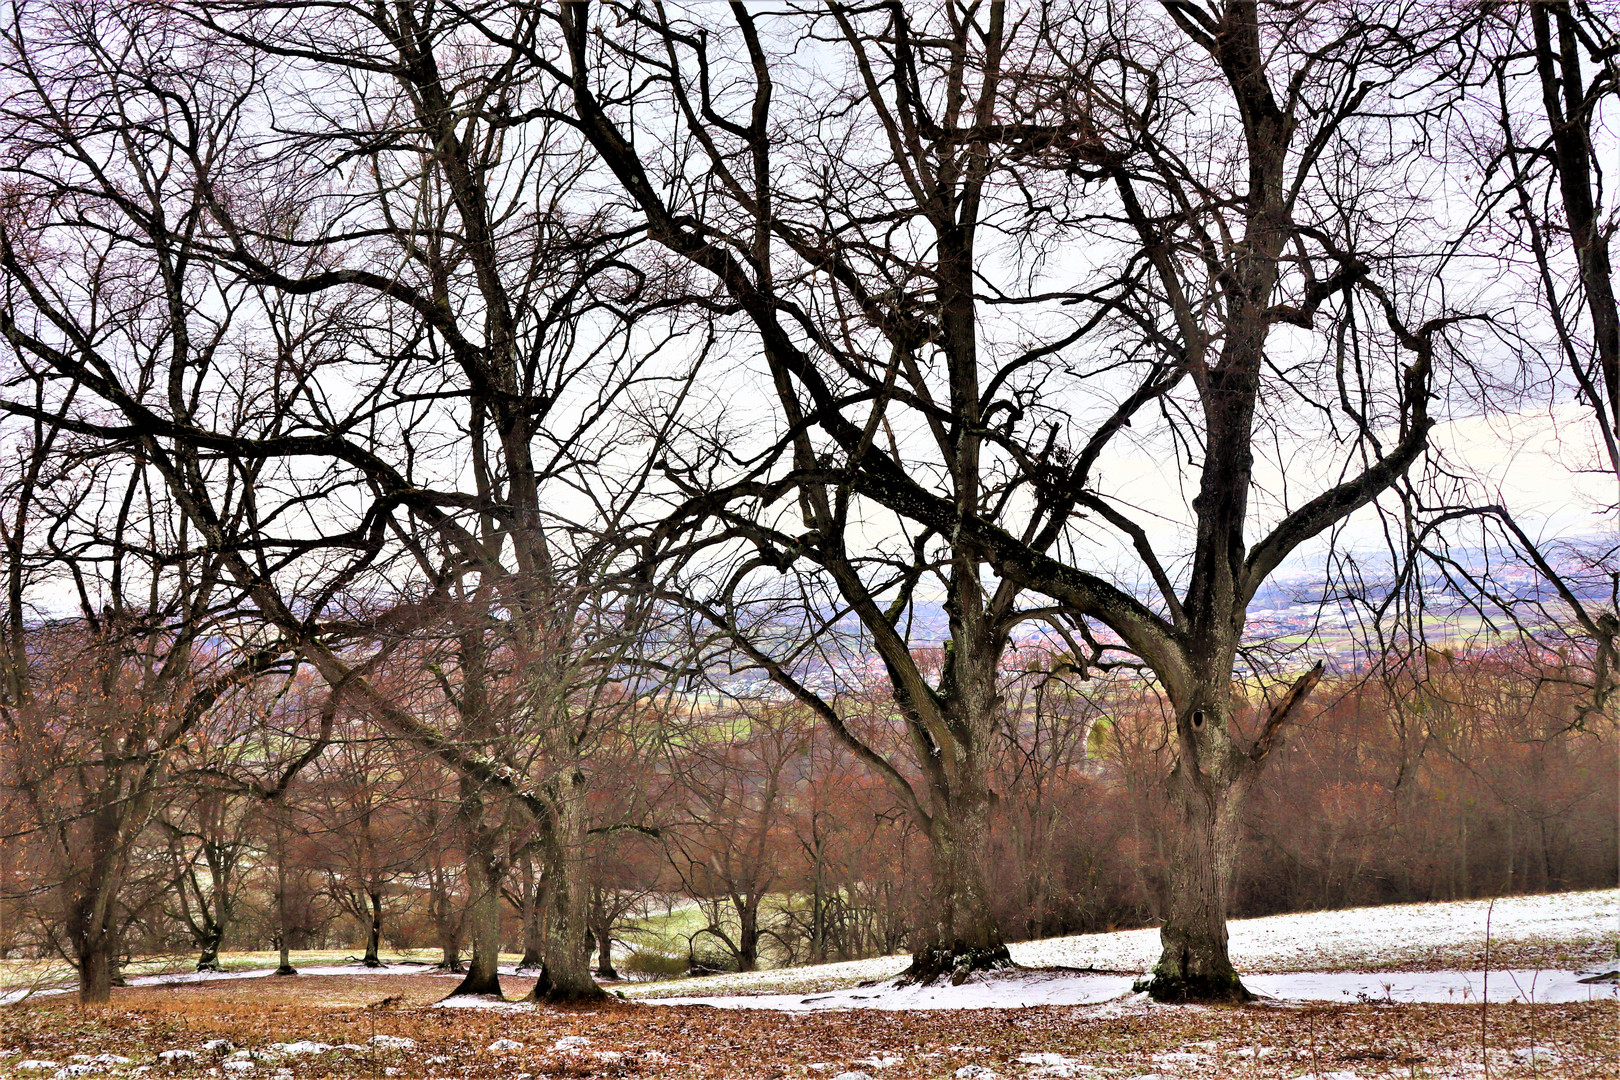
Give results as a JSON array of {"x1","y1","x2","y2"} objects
[{"x1": 0, "y1": 972, "x2": 1614, "y2": 1079}]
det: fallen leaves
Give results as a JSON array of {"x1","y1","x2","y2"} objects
[{"x1": 0, "y1": 972, "x2": 1612, "y2": 1079}]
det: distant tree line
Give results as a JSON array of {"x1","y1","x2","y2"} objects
[{"x1": 3, "y1": 638, "x2": 1612, "y2": 987}]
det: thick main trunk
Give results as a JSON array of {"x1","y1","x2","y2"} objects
[
  {"x1": 524, "y1": 784, "x2": 603, "y2": 1004},
  {"x1": 1148, "y1": 766, "x2": 1251, "y2": 1003},
  {"x1": 195, "y1": 923, "x2": 223, "y2": 972},
  {"x1": 735, "y1": 899, "x2": 759, "y2": 973},
  {"x1": 436, "y1": 928, "x2": 464, "y2": 973},
  {"x1": 273, "y1": 930, "x2": 296, "y2": 976},
  {"x1": 362, "y1": 891, "x2": 383, "y2": 967},
  {"x1": 450, "y1": 863, "x2": 502, "y2": 994},
  {"x1": 78, "y1": 936, "x2": 114, "y2": 1005},
  {"x1": 449, "y1": 785, "x2": 504, "y2": 996},
  {"x1": 428, "y1": 868, "x2": 464, "y2": 972},
  {"x1": 901, "y1": 794, "x2": 1010, "y2": 985},
  {"x1": 515, "y1": 855, "x2": 544, "y2": 970},
  {"x1": 594, "y1": 925, "x2": 616, "y2": 979},
  {"x1": 273, "y1": 818, "x2": 296, "y2": 975}
]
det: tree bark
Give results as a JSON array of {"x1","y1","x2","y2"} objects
[
  {"x1": 594, "y1": 924, "x2": 616, "y2": 980},
  {"x1": 448, "y1": 782, "x2": 504, "y2": 997},
  {"x1": 272, "y1": 814, "x2": 296, "y2": 976},
  {"x1": 901, "y1": 789, "x2": 1010, "y2": 985},
  {"x1": 195, "y1": 922, "x2": 223, "y2": 972},
  {"x1": 362, "y1": 890, "x2": 383, "y2": 967},
  {"x1": 430, "y1": 869, "x2": 463, "y2": 972},
  {"x1": 524, "y1": 775, "x2": 603, "y2": 1003},
  {"x1": 516, "y1": 854, "x2": 544, "y2": 971},
  {"x1": 1149, "y1": 754, "x2": 1251, "y2": 1002},
  {"x1": 734, "y1": 897, "x2": 760, "y2": 973},
  {"x1": 78, "y1": 933, "x2": 114, "y2": 1006},
  {"x1": 71, "y1": 808, "x2": 128, "y2": 1004}
]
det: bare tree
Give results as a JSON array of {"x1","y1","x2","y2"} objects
[
  {"x1": 524, "y1": 1, "x2": 1487, "y2": 998},
  {"x1": 663, "y1": 700, "x2": 804, "y2": 973},
  {"x1": 0, "y1": 0, "x2": 688, "y2": 1002}
]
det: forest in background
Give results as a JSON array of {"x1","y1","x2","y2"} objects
[{"x1": 5, "y1": 640, "x2": 1612, "y2": 982}]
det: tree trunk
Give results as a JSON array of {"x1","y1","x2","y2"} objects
[
  {"x1": 525, "y1": 778, "x2": 603, "y2": 1003},
  {"x1": 1148, "y1": 761, "x2": 1251, "y2": 1003},
  {"x1": 517, "y1": 874, "x2": 544, "y2": 971},
  {"x1": 735, "y1": 897, "x2": 759, "y2": 973},
  {"x1": 195, "y1": 921, "x2": 223, "y2": 972},
  {"x1": 272, "y1": 814, "x2": 296, "y2": 975},
  {"x1": 78, "y1": 933, "x2": 114, "y2": 1005},
  {"x1": 362, "y1": 890, "x2": 383, "y2": 967},
  {"x1": 448, "y1": 783, "x2": 504, "y2": 996},
  {"x1": 71, "y1": 825, "x2": 124, "y2": 1004},
  {"x1": 1146, "y1": 663, "x2": 1322, "y2": 1002},
  {"x1": 594, "y1": 924, "x2": 616, "y2": 979},
  {"x1": 450, "y1": 860, "x2": 502, "y2": 994},
  {"x1": 810, "y1": 872, "x2": 825, "y2": 965},
  {"x1": 435, "y1": 917, "x2": 463, "y2": 972},
  {"x1": 900, "y1": 791, "x2": 1010, "y2": 985}
]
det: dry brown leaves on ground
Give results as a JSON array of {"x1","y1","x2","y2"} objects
[{"x1": 0, "y1": 973, "x2": 1612, "y2": 1080}]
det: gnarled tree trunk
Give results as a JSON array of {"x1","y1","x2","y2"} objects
[
  {"x1": 1149, "y1": 721, "x2": 1250, "y2": 1002},
  {"x1": 902, "y1": 786, "x2": 1010, "y2": 985},
  {"x1": 525, "y1": 774, "x2": 603, "y2": 1003},
  {"x1": 594, "y1": 925, "x2": 616, "y2": 979},
  {"x1": 448, "y1": 781, "x2": 505, "y2": 997},
  {"x1": 361, "y1": 890, "x2": 383, "y2": 967},
  {"x1": 1148, "y1": 663, "x2": 1323, "y2": 1002}
]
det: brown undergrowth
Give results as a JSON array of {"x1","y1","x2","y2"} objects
[{"x1": 0, "y1": 974, "x2": 1613, "y2": 1079}]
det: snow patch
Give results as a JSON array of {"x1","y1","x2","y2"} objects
[
  {"x1": 652, "y1": 969, "x2": 1135, "y2": 1011},
  {"x1": 1017, "y1": 1053, "x2": 1095, "y2": 1078},
  {"x1": 433, "y1": 995, "x2": 533, "y2": 1011},
  {"x1": 1248, "y1": 968, "x2": 1616, "y2": 1004},
  {"x1": 851, "y1": 1053, "x2": 902, "y2": 1069},
  {"x1": 267, "y1": 1042, "x2": 329, "y2": 1056},
  {"x1": 625, "y1": 889, "x2": 1618, "y2": 1002}
]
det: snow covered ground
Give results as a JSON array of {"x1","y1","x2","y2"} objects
[
  {"x1": 643, "y1": 968, "x2": 1616, "y2": 1012},
  {"x1": 624, "y1": 888, "x2": 1619, "y2": 1001},
  {"x1": 3, "y1": 889, "x2": 1613, "y2": 1014}
]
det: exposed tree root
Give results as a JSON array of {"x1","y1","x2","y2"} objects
[
  {"x1": 898, "y1": 943, "x2": 1015, "y2": 986},
  {"x1": 523, "y1": 965, "x2": 608, "y2": 1004},
  {"x1": 1137, "y1": 969, "x2": 1254, "y2": 1004}
]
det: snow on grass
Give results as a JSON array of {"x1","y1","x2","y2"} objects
[
  {"x1": 433, "y1": 994, "x2": 536, "y2": 1011},
  {"x1": 1246, "y1": 968, "x2": 1619, "y2": 1005},
  {"x1": 642, "y1": 966, "x2": 1618, "y2": 1012},
  {"x1": 650, "y1": 969, "x2": 1136, "y2": 1011},
  {"x1": 625, "y1": 887, "x2": 1618, "y2": 999}
]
